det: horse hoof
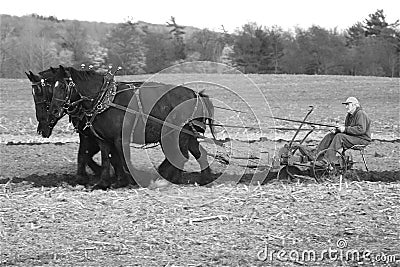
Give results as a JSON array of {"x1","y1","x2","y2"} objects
[
  {"x1": 201, "y1": 167, "x2": 212, "y2": 176},
  {"x1": 199, "y1": 168, "x2": 215, "y2": 185},
  {"x1": 112, "y1": 179, "x2": 130, "y2": 189},
  {"x1": 90, "y1": 181, "x2": 111, "y2": 191},
  {"x1": 170, "y1": 171, "x2": 183, "y2": 184},
  {"x1": 76, "y1": 174, "x2": 89, "y2": 185}
]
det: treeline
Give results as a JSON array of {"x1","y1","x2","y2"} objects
[{"x1": 0, "y1": 10, "x2": 399, "y2": 78}]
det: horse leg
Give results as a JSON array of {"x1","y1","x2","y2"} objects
[
  {"x1": 188, "y1": 136, "x2": 211, "y2": 173},
  {"x1": 110, "y1": 138, "x2": 136, "y2": 188},
  {"x1": 80, "y1": 132, "x2": 123, "y2": 183},
  {"x1": 76, "y1": 133, "x2": 97, "y2": 183},
  {"x1": 85, "y1": 134, "x2": 101, "y2": 175},
  {"x1": 158, "y1": 156, "x2": 178, "y2": 183},
  {"x1": 158, "y1": 153, "x2": 172, "y2": 177},
  {"x1": 92, "y1": 141, "x2": 113, "y2": 190},
  {"x1": 158, "y1": 131, "x2": 190, "y2": 184},
  {"x1": 188, "y1": 136, "x2": 213, "y2": 185},
  {"x1": 120, "y1": 139, "x2": 137, "y2": 186},
  {"x1": 76, "y1": 138, "x2": 89, "y2": 184},
  {"x1": 77, "y1": 133, "x2": 100, "y2": 171}
]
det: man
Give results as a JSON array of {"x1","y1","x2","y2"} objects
[{"x1": 316, "y1": 96, "x2": 371, "y2": 161}]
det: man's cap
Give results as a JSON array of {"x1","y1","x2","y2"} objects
[{"x1": 342, "y1": 97, "x2": 359, "y2": 105}]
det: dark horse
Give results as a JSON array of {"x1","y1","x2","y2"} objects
[
  {"x1": 47, "y1": 65, "x2": 216, "y2": 189},
  {"x1": 26, "y1": 69, "x2": 102, "y2": 181},
  {"x1": 26, "y1": 68, "x2": 146, "y2": 185}
]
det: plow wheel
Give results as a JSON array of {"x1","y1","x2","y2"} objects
[{"x1": 312, "y1": 148, "x2": 347, "y2": 182}]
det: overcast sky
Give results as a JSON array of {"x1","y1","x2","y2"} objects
[{"x1": 2, "y1": 0, "x2": 399, "y2": 32}]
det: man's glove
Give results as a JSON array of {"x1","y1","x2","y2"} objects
[
  {"x1": 337, "y1": 125, "x2": 345, "y2": 133},
  {"x1": 330, "y1": 125, "x2": 344, "y2": 134},
  {"x1": 330, "y1": 128, "x2": 339, "y2": 134}
]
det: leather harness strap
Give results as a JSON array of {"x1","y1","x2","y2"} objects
[{"x1": 66, "y1": 79, "x2": 208, "y2": 141}]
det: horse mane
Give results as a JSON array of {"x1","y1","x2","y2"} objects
[
  {"x1": 39, "y1": 68, "x2": 57, "y2": 80},
  {"x1": 38, "y1": 69, "x2": 53, "y2": 77},
  {"x1": 67, "y1": 67, "x2": 101, "y2": 81},
  {"x1": 38, "y1": 66, "x2": 100, "y2": 82}
]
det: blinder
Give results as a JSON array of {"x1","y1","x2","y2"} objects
[
  {"x1": 51, "y1": 77, "x2": 76, "y2": 117},
  {"x1": 31, "y1": 78, "x2": 51, "y2": 110}
]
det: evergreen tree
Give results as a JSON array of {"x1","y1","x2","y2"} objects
[
  {"x1": 345, "y1": 10, "x2": 400, "y2": 77},
  {"x1": 144, "y1": 32, "x2": 173, "y2": 73},
  {"x1": 232, "y1": 23, "x2": 284, "y2": 73},
  {"x1": 166, "y1": 16, "x2": 186, "y2": 61},
  {"x1": 186, "y1": 29, "x2": 225, "y2": 61},
  {"x1": 106, "y1": 21, "x2": 147, "y2": 74}
]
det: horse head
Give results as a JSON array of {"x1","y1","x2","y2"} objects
[
  {"x1": 26, "y1": 70, "x2": 56, "y2": 138},
  {"x1": 47, "y1": 65, "x2": 77, "y2": 126}
]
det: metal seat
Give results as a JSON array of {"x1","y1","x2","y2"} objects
[{"x1": 343, "y1": 144, "x2": 369, "y2": 171}]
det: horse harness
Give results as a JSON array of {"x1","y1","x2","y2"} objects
[
  {"x1": 56, "y1": 74, "x2": 138, "y2": 140},
  {"x1": 31, "y1": 78, "x2": 52, "y2": 110},
  {"x1": 57, "y1": 75, "x2": 206, "y2": 142}
]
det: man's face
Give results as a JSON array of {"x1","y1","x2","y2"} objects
[{"x1": 345, "y1": 102, "x2": 357, "y2": 114}]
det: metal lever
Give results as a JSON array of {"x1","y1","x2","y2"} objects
[{"x1": 288, "y1": 105, "x2": 314, "y2": 147}]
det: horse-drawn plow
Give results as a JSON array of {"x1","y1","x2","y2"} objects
[
  {"x1": 22, "y1": 65, "x2": 381, "y2": 187},
  {"x1": 1, "y1": 69, "x2": 399, "y2": 266},
  {"x1": 200, "y1": 104, "x2": 369, "y2": 185}
]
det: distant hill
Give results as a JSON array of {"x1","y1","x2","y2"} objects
[
  {"x1": 0, "y1": 14, "x2": 203, "y2": 41},
  {"x1": 135, "y1": 20, "x2": 202, "y2": 39},
  {"x1": 0, "y1": 13, "x2": 211, "y2": 77},
  {"x1": 1, "y1": 10, "x2": 397, "y2": 78}
]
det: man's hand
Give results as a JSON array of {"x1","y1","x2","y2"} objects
[
  {"x1": 330, "y1": 125, "x2": 345, "y2": 134},
  {"x1": 337, "y1": 125, "x2": 345, "y2": 133}
]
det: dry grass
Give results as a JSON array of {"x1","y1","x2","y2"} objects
[
  {"x1": 1, "y1": 74, "x2": 399, "y2": 266},
  {"x1": 1, "y1": 181, "x2": 399, "y2": 266}
]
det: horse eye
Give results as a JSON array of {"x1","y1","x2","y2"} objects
[{"x1": 55, "y1": 81, "x2": 59, "y2": 87}]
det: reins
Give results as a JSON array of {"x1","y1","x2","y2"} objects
[{"x1": 55, "y1": 75, "x2": 216, "y2": 143}]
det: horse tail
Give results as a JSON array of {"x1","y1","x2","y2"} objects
[{"x1": 199, "y1": 90, "x2": 217, "y2": 140}]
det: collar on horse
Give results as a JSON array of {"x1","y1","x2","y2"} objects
[
  {"x1": 60, "y1": 71, "x2": 136, "y2": 141},
  {"x1": 57, "y1": 71, "x2": 117, "y2": 118}
]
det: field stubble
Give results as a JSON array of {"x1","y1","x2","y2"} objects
[{"x1": 0, "y1": 74, "x2": 399, "y2": 266}]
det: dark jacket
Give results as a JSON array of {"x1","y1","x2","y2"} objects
[{"x1": 344, "y1": 107, "x2": 371, "y2": 141}]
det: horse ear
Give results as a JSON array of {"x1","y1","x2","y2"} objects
[
  {"x1": 29, "y1": 71, "x2": 35, "y2": 77},
  {"x1": 59, "y1": 65, "x2": 66, "y2": 76},
  {"x1": 25, "y1": 71, "x2": 32, "y2": 80},
  {"x1": 26, "y1": 71, "x2": 37, "y2": 81}
]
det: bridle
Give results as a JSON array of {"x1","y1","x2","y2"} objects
[
  {"x1": 31, "y1": 78, "x2": 51, "y2": 110},
  {"x1": 51, "y1": 77, "x2": 75, "y2": 114},
  {"x1": 51, "y1": 76, "x2": 94, "y2": 116}
]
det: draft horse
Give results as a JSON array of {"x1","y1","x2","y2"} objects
[
  {"x1": 26, "y1": 69, "x2": 108, "y2": 182},
  {"x1": 48, "y1": 65, "x2": 216, "y2": 189}
]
